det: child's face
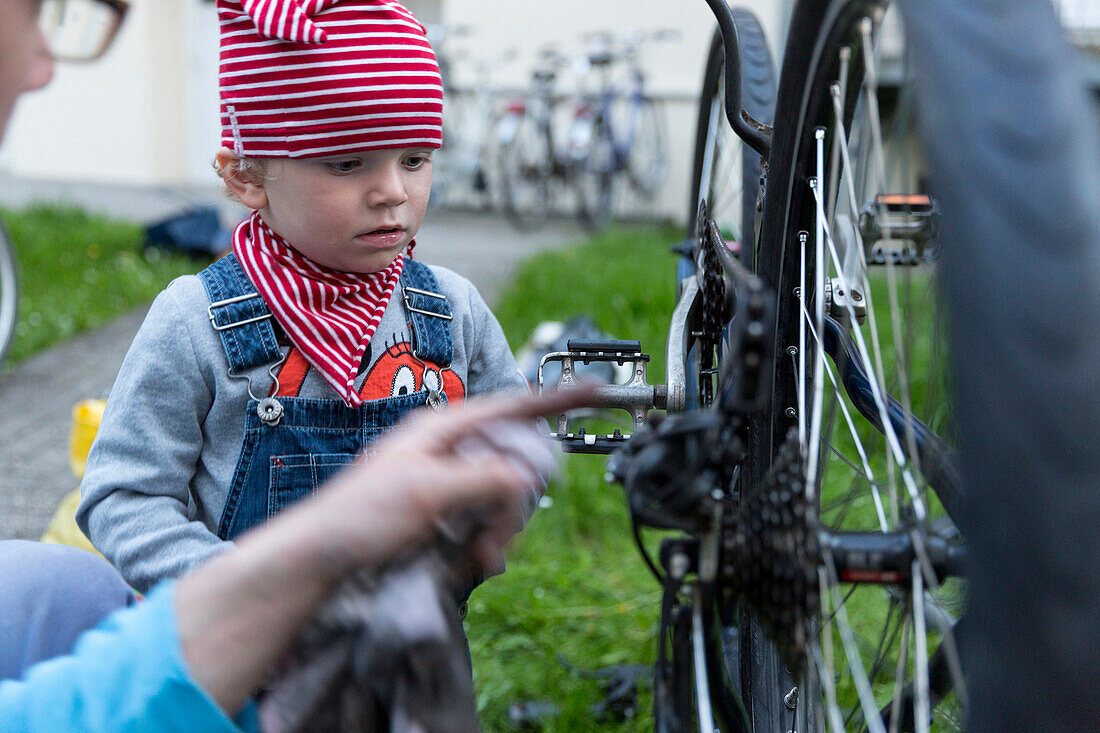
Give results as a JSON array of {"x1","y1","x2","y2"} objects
[{"x1": 257, "y1": 147, "x2": 433, "y2": 274}]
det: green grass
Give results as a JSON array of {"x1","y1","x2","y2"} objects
[
  {"x1": 469, "y1": 225, "x2": 679, "y2": 732},
  {"x1": 2, "y1": 204, "x2": 204, "y2": 364}
]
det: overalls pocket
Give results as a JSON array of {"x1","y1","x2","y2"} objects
[{"x1": 268, "y1": 452, "x2": 361, "y2": 518}]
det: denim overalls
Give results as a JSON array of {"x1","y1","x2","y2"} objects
[{"x1": 198, "y1": 254, "x2": 456, "y2": 541}]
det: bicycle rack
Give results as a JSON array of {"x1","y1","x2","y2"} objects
[{"x1": 538, "y1": 339, "x2": 666, "y2": 454}]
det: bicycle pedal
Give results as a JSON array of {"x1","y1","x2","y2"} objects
[
  {"x1": 537, "y1": 338, "x2": 667, "y2": 454},
  {"x1": 859, "y1": 193, "x2": 940, "y2": 255},
  {"x1": 558, "y1": 427, "x2": 631, "y2": 454}
]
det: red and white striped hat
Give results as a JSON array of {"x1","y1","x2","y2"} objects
[{"x1": 217, "y1": 0, "x2": 443, "y2": 158}]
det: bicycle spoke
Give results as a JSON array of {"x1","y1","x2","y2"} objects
[
  {"x1": 859, "y1": 14, "x2": 924, "y2": 487},
  {"x1": 911, "y1": 561, "x2": 930, "y2": 733},
  {"x1": 711, "y1": 126, "x2": 746, "y2": 236},
  {"x1": 697, "y1": 95, "x2": 723, "y2": 217},
  {"x1": 816, "y1": 567, "x2": 847, "y2": 733},
  {"x1": 803, "y1": 301, "x2": 889, "y2": 530},
  {"x1": 690, "y1": 585, "x2": 717, "y2": 730},
  {"x1": 810, "y1": 181, "x2": 927, "y2": 520},
  {"x1": 822, "y1": 556, "x2": 888, "y2": 733},
  {"x1": 915, "y1": 546, "x2": 970, "y2": 714},
  {"x1": 799, "y1": 230, "x2": 809, "y2": 450},
  {"x1": 827, "y1": 62, "x2": 900, "y2": 519},
  {"x1": 887, "y1": 616, "x2": 912, "y2": 733},
  {"x1": 805, "y1": 130, "x2": 828, "y2": 496},
  {"x1": 826, "y1": 46, "x2": 851, "y2": 229},
  {"x1": 862, "y1": 598, "x2": 902, "y2": 692}
]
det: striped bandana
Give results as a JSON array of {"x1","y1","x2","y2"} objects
[
  {"x1": 232, "y1": 212, "x2": 410, "y2": 407},
  {"x1": 217, "y1": 0, "x2": 443, "y2": 158}
]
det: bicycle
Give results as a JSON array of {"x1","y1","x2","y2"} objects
[
  {"x1": 0, "y1": 214, "x2": 18, "y2": 365},
  {"x1": 572, "y1": 29, "x2": 677, "y2": 231},
  {"x1": 541, "y1": 0, "x2": 1100, "y2": 729},
  {"x1": 496, "y1": 48, "x2": 589, "y2": 231},
  {"x1": 429, "y1": 25, "x2": 514, "y2": 211}
]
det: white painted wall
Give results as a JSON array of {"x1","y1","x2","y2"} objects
[
  {"x1": 184, "y1": 0, "x2": 224, "y2": 183},
  {"x1": 0, "y1": 0, "x2": 196, "y2": 185}
]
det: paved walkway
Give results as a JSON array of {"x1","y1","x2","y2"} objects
[{"x1": 0, "y1": 196, "x2": 581, "y2": 540}]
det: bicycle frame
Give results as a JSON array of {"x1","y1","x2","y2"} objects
[
  {"x1": 500, "y1": 73, "x2": 584, "y2": 180},
  {"x1": 584, "y1": 65, "x2": 649, "y2": 173}
]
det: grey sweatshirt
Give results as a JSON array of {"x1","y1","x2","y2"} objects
[{"x1": 77, "y1": 264, "x2": 528, "y2": 593}]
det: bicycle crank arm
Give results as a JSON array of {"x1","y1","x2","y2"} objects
[{"x1": 538, "y1": 339, "x2": 666, "y2": 454}]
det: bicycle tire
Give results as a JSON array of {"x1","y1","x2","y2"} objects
[
  {"x1": 683, "y1": 10, "x2": 791, "y2": 733},
  {"x1": 0, "y1": 215, "x2": 19, "y2": 365},
  {"x1": 575, "y1": 111, "x2": 617, "y2": 231},
  {"x1": 687, "y1": 14, "x2": 775, "y2": 257},
  {"x1": 749, "y1": 1, "x2": 963, "y2": 730},
  {"x1": 498, "y1": 110, "x2": 552, "y2": 232},
  {"x1": 626, "y1": 97, "x2": 668, "y2": 199},
  {"x1": 894, "y1": 0, "x2": 1100, "y2": 729}
]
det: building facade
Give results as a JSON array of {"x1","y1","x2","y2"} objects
[{"x1": 1, "y1": 0, "x2": 1094, "y2": 222}]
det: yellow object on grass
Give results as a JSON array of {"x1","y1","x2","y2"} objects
[
  {"x1": 69, "y1": 399, "x2": 106, "y2": 479},
  {"x1": 40, "y1": 489, "x2": 99, "y2": 555},
  {"x1": 40, "y1": 399, "x2": 107, "y2": 555}
]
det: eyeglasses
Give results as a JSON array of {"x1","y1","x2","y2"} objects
[{"x1": 37, "y1": 0, "x2": 130, "y2": 62}]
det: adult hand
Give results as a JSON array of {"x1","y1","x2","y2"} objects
[
  {"x1": 176, "y1": 387, "x2": 592, "y2": 715},
  {"x1": 297, "y1": 392, "x2": 566, "y2": 577}
]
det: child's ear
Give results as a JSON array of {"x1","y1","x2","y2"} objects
[{"x1": 216, "y1": 147, "x2": 269, "y2": 210}]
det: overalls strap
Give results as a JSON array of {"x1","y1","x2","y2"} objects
[
  {"x1": 197, "y1": 254, "x2": 282, "y2": 373},
  {"x1": 401, "y1": 259, "x2": 454, "y2": 368}
]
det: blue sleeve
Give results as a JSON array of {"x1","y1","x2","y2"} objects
[{"x1": 0, "y1": 581, "x2": 258, "y2": 733}]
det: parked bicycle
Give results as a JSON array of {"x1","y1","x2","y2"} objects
[
  {"x1": 542, "y1": 0, "x2": 1100, "y2": 729},
  {"x1": 572, "y1": 29, "x2": 677, "y2": 230},
  {"x1": 429, "y1": 24, "x2": 514, "y2": 210},
  {"x1": 496, "y1": 47, "x2": 589, "y2": 231}
]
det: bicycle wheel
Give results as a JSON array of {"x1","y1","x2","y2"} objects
[
  {"x1": 498, "y1": 109, "x2": 552, "y2": 231},
  {"x1": 748, "y1": 1, "x2": 964, "y2": 730},
  {"x1": 896, "y1": 0, "x2": 1100, "y2": 729},
  {"x1": 574, "y1": 110, "x2": 617, "y2": 231},
  {"x1": 626, "y1": 97, "x2": 668, "y2": 199},
  {"x1": 683, "y1": 10, "x2": 788, "y2": 731},
  {"x1": 688, "y1": 15, "x2": 775, "y2": 257},
  {"x1": 0, "y1": 215, "x2": 19, "y2": 365}
]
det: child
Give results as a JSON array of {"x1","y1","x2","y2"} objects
[{"x1": 77, "y1": 0, "x2": 533, "y2": 594}]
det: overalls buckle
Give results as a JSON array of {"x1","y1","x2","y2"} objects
[
  {"x1": 403, "y1": 286, "x2": 453, "y2": 320},
  {"x1": 207, "y1": 293, "x2": 273, "y2": 331}
]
